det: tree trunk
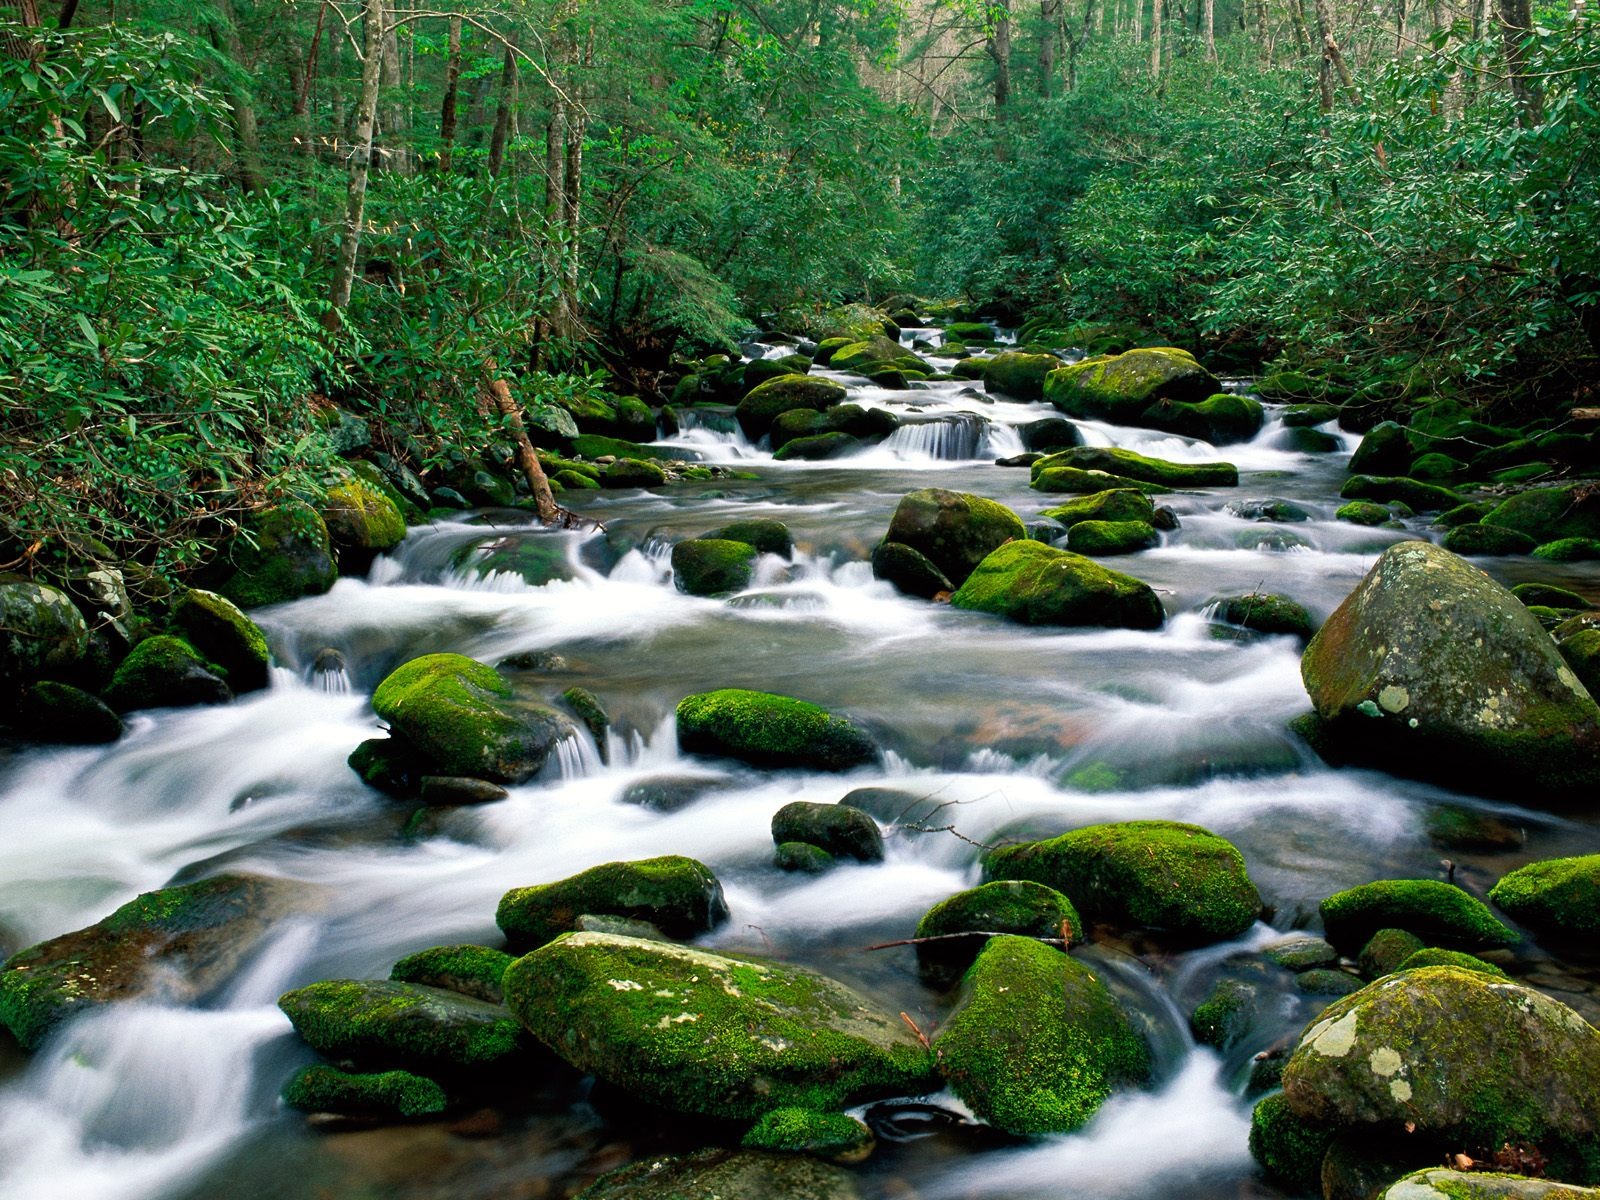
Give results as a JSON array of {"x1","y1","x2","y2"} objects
[
  {"x1": 560, "y1": 22, "x2": 591, "y2": 341},
  {"x1": 439, "y1": 15, "x2": 462, "y2": 170},
  {"x1": 1040, "y1": 0, "x2": 1060, "y2": 96},
  {"x1": 1151, "y1": 0, "x2": 1164, "y2": 76},
  {"x1": 1289, "y1": 0, "x2": 1312, "y2": 55},
  {"x1": 1203, "y1": 0, "x2": 1215, "y2": 57},
  {"x1": 988, "y1": 1, "x2": 1012, "y2": 116},
  {"x1": 1313, "y1": 0, "x2": 1355, "y2": 108},
  {"x1": 488, "y1": 41, "x2": 517, "y2": 177},
  {"x1": 209, "y1": 0, "x2": 265, "y2": 193},
  {"x1": 1496, "y1": 0, "x2": 1543, "y2": 127},
  {"x1": 377, "y1": 1, "x2": 410, "y2": 174},
  {"x1": 485, "y1": 378, "x2": 561, "y2": 524},
  {"x1": 326, "y1": 0, "x2": 384, "y2": 324}
]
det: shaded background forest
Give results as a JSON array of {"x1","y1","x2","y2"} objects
[{"x1": 2, "y1": 0, "x2": 1597, "y2": 591}]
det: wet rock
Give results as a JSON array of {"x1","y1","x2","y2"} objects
[
  {"x1": 773, "y1": 431, "x2": 862, "y2": 461},
  {"x1": 172, "y1": 588, "x2": 271, "y2": 693},
  {"x1": 1340, "y1": 475, "x2": 1462, "y2": 512},
  {"x1": 503, "y1": 932, "x2": 935, "y2": 1119},
  {"x1": 704, "y1": 518, "x2": 794, "y2": 558},
  {"x1": 1490, "y1": 855, "x2": 1600, "y2": 939},
  {"x1": 1337, "y1": 500, "x2": 1398, "y2": 526},
  {"x1": 932, "y1": 935, "x2": 1149, "y2": 1135},
  {"x1": 770, "y1": 801, "x2": 884, "y2": 862},
  {"x1": 389, "y1": 944, "x2": 513, "y2": 1004},
  {"x1": 831, "y1": 334, "x2": 931, "y2": 376},
  {"x1": 870, "y1": 540, "x2": 953, "y2": 600},
  {"x1": 1441, "y1": 523, "x2": 1539, "y2": 556},
  {"x1": 0, "y1": 873, "x2": 304, "y2": 1049},
  {"x1": 1394, "y1": 948, "x2": 1506, "y2": 977},
  {"x1": 914, "y1": 880, "x2": 1081, "y2": 984},
  {"x1": 983, "y1": 351, "x2": 1060, "y2": 401},
  {"x1": 1425, "y1": 805, "x2": 1526, "y2": 853},
  {"x1": 1483, "y1": 485, "x2": 1600, "y2": 545},
  {"x1": 417, "y1": 776, "x2": 511, "y2": 805},
  {"x1": 1349, "y1": 421, "x2": 1413, "y2": 476},
  {"x1": 1190, "y1": 978, "x2": 1259, "y2": 1050},
  {"x1": 1032, "y1": 445, "x2": 1239, "y2": 488},
  {"x1": 951, "y1": 540, "x2": 1164, "y2": 630},
  {"x1": 742, "y1": 1108, "x2": 874, "y2": 1162},
  {"x1": 1043, "y1": 348, "x2": 1222, "y2": 429},
  {"x1": 1533, "y1": 537, "x2": 1600, "y2": 562},
  {"x1": 618, "y1": 774, "x2": 727, "y2": 813},
  {"x1": 1066, "y1": 519, "x2": 1160, "y2": 556},
  {"x1": 602, "y1": 458, "x2": 667, "y2": 489},
  {"x1": 1513, "y1": 583, "x2": 1589, "y2": 610},
  {"x1": 881, "y1": 488, "x2": 1026, "y2": 588},
  {"x1": 320, "y1": 476, "x2": 407, "y2": 573},
  {"x1": 217, "y1": 501, "x2": 338, "y2": 608},
  {"x1": 775, "y1": 841, "x2": 835, "y2": 874},
  {"x1": 0, "y1": 580, "x2": 90, "y2": 687},
  {"x1": 1264, "y1": 935, "x2": 1339, "y2": 971},
  {"x1": 573, "y1": 914, "x2": 667, "y2": 940},
  {"x1": 1021, "y1": 416, "x2": 1083, "y2": 452},
  {"x1": 1282, "y1": 403, "x2": 1342, "y2": 427},
  {"x1": 14, "y1": 681, "x2": 123, "y2": 743},
  {"x1": 1041, "y1": 488, "x2": 1155, "y2": 529},
  {"x1": 838, "y1": 786, "x2": 946, "y2": 825},
  {"x1": 104, "y1": 634, "x2": 231, "y2": 712},
  {"x1": 349, "y1": 736, "x2": 427, "y2": 798},
  {"x1": 743, "y1": 355, "x2": 810, "y2": 393},
  {"x1": 1032, "y1": 464, "x2": 1175, "y2": 495},
  {"x1": 735, "y1": 376, "x2": 848, "y2": 439},
  {"x1": 1358, "y1": 928, "x2": 1426, "y2": 978},
  {"x1": 1380, "y1": 1169, "x2": 1600, "y2": 1199},
  {"x1": 676, "y1": 688, "x2": 877, "y2": 772},
  {"x1": 1320, "y1": 880, "x2": 1516, "y2": 953},
  {"x1": 578, "y1": 1148, "x2": 862, "y2": 1199},
  {"x1": 495, "y1": 856, "x2": 729, "y2": 951},
  {"x1": 1296, "y1": 968, "x2": 1365, "y2": 995},
  {"x1": 1209, "y1": 592, "x2": 1316, "y2": 642},
  {"x1": 281, "y1": 1064, "x2": 447, "y2": 1120},
  {"x1": 560, "y1": 686, "x2": 610, "y2": 754},
  {"x1": 1250, "y1": 1092, "x2": 1336, "y2": 1194},
  {"x1": 985, "y1": 820, "x2": 1261, "y2": 942},
  {"x1": 1299, "y1": 541, "x2": 1600, "y2": 801},
  {"x1": 1228, "y1": 497, "x2": 1314, "y2": 522}
]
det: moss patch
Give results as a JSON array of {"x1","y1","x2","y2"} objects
[
  {"x1": 950, "y1": 540, "x2": 1164, "y2": 630},
  {"x1": 676, "y1": 688, "x2": 877, "y2": 771},
  {"x1": 672, "y1": 538, "x2": 759, "y2": 596},
  {"x1": 741, "y1": 1108, "x2": 874, "y2": 1160},
  {"x1": 1320, "y1": 880, "x2": 1517, "y2": 953},
  {"x1": 1031, "y1": 445, "x2": 1238, "y2": 489},
  {"x1": 281, "y1": 1064, "x2": 447, "y2": 1119},
  {"x1": 1490, "y1": 855, "x2": 1600, "y2": 938},
  {"x1": 390, "y1": 944, "x2": 514, "y2": 1004},
  {"x1": 1249, "y1": 1092, "x2": 1335, "y2": 1193},
  {"x1": 495, "y1": 855, "x2": 729, "y2": 951}
]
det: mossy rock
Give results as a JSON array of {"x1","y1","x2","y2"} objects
[
  {"x1": 869, "y1": 540, "x2": 953, "y2": 600},
  {"x1": 576, "y1": 1148, "x2": 862, "y2": 1199},
  {"x1": 1350, "y1": 422, "x2": 1413, "y2": 476},
  {"x1": 1032, "y1": 446, "x2": 1238, "y2": 489},
  {"x1": 1299, "y1": 540, "x2": 1600, "y2": 800},
  {"x1": 15, "y1": 680, "x2": 123, "y2": 744},
  {"x1": 984, "y1": 820, "x2": 1261, "y2": 942},
  {"x1": 1210, "y1": 592, "x2": 1316, "y2": 641},
  {"x1": 281, "y1": 1064, "x2": 447, "y2": 1119},
  {"x1": 950, "y1": 540, "x2": 1164, "y2": 630},
  {"x1": 104, "y1": 634, "x2": 231, "y2": 712},
  {"x1": 369, "y1": 653, "x2": 572, "y2": 784},
  {"x1": 172, "y1": 588, "x2": 271, "y2": 693},
  {"x1": 913, "y1": 880, "x2": 1080, "y2": 983},
  {"x1": 983, "y1": 351, "x2": 1060, "y2": 401},
  {"x1": 676, "y1": 688, "x2": 876, "y2": 772},
  {"x1": 705, "y1": 519, "x2": 794, "y2": 558},
  {"x1": 774, "y1": 431, "x2": 861, "y2": 461},
  {"x1": 742, "y1": 355, "x2": 810, "y2": 394},
  {"x1": 560, "y1": 686, "x2": 609, "y2": 754},
  {"x1": 1066, "y1": 519, "x2": 1159, "y2": 556},
  {"x1": 1282, "y1": 427, "x2": 1340, "y2": 453},
  {"x1": 1249, "y1": 1092, "x2": 1336, "y2": 1194},
  {"x1": 1395, "y1": 948, "x2": 1506, "y2": 978},
  {"x1": 882, "y1": 488, "x2": 1026, "y2": 587},
  {"x1": 813, "y1": 337, "x2": 853, "y2": 366},
  {"x1": 775, "y1": 841, "x2": 835, "y2": 874},
  {"x1": 1561, "y1": 630, "x2": 1600, "y2": 701},
  {"x1": 1409, "y1": 452, "x2": 1467, "y2": 482},
  {"x1": 1490, "y1": 855, "x2": 1600, "y2": 939},
  {"x1": 1320, "y1": 880, "x2": 1516, "y2": 952},
  {"x1": 1425, "y1": 805, "x2": 1526, "y2": 853},
  {"x1": 1533, "y1": 538, "x2": 1600, "y2": 562},
  {"x1": 218, "y1": 501, "x2": 338, "y2": 608},
  {"x1": 1441, "y1": 523, "x2": 1538, "y2": 556},
  {"x1": 390, "y1": 945, "x2": 514, "y2": 1004},
  {"x1": 944, "y1": 321, "x2": 995, "y2": 342},
  {"x1": 1032, "y1": 465, "x2": 1175, "y2": 496},
  {"x1": 503, "y1": 932, "x2": 936, "y2": 1120},
  {"x1": 602, "y1": 458, "x2": 667, "y2": 489},
  {"x1": 1282, "y1": 968, "x2": 1600, "y2": 1180},
  {"x1": 1483, "y1": 486, "x2": 1600, "y2": 545},
  {"x1": 672, "y1": 538, "x2": 758, "y2": 597},
  {"x1": 1041, "y1": 488, "x2": 1155, "y2": 529},
  {"x1": 1337, "y1": 501, "x2": 1398, "y2": 526},
  {"x1": 1021, "y1": 416, "x2": 1084, "y2": 452},
  {"x1": 931, "y1": 935, "x2": 1149, "y2": 1135},
  {"x1": 1191, "y1": 978, "x2": 1258, "y2": 1050},
  {"x1": 0, "y1": 874, "x2": 301, "y2": 1049},
  {"x1": 321, "y1": 476, "x2": 406, "y2": 571},
  {"x1": 741, "y1": 1108, "x2": 873, "y2": 1162},
  {"x1": 1437, "y1": 500, "x2": 1501, "y2": 528},
  {"x1": 1358, "y1": 928, "x2": 1427, "y2": 978},
  {"x1": 554, "y1": 469, "x2": 600, "y2": 491},
  {"x1": 1296, "y1": 967, "x2": 1365, "y2": 995},
  {"x1": 1044, "y1": 348, "x2": 1221, "y2": 429},
  {"x1": 1380, "y1": 1169, "x2": 1600, "y2": 1199},
  {"x1": 770, "y1": 801, "x2": 883, "y2": 862},
  {"x1": 0, "y1": 580, "x2": 90, "y2": 686},
  {"x1": 1513, "y1": 583, "x2": 1589, "y2": 610},
  {"x1": 278, "y1": 978, "x2": 530, "y2": 1076},
  {"x1": 735, "y1": 376, "x2": 849, "y2": 439},
  {"x1": 1340, "y1": 476, "x2": 1462, "y2": 512},
  {"x1": 571, "y1": 434, "x2": 676, "y2": 461},
  {"x1": 1264, "y1": 935, "x2": 1339, "y2": 971},
  {"x1": 496, "y1": 856, "x2": 729, "y2": 951},
  {"x1": 1282, "y1": 403, "x2": 1342, "y2": 427}
]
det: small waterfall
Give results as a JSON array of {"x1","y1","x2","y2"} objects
[
  {"x1": 981, "y1": 421, "x2": 1027, "y2": 459},
  {"x1": 309, "y1": 648, "x2": 350, "y2": 694},
  {"x1": 553, "y1": 732, "x2": 604, "y2": 780},
  {"x1": 883, "y1": 414, "x2": 988, "y2": 461}
]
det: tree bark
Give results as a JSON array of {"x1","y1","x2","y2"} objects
[
  {"x1": 439, "y1": 15, "x2": 462, "y2": 170},
  {"x1": 987, "y1": 0, "x2": 1012, "y2": 115},
  {"x1": 1203, "y1": 0, "x2": 1215, "y2": 57},
  {"x1": 209, "y1": 0, "x2": 265, "y2": 193},
  {"x1": 326, "y1": 0, "x2": 385, "y2": 324},
  {"x1": 1496, "y1": 0, "x2": 1543, "y2": 127},
  {"x1": 1151, "y1": 0, "x2": 1164, "y2": 76},
  {"x1": 1039, "y1": 0, "x2": 1060, "y2": 96},
  {"x1": 488, "y1": 40, "x2": 517, "y2": 177},
  {"x1": 485, "y1": 378, "x2": 560, "y2": 523},
  {"x1": 1313, "y1": 0, "x2": 1355, "y2": 109},
  {"x1": 377, "y1": 0, "x2": 410, "y2": 173}
]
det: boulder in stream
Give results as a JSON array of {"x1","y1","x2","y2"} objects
[
  {"x1": 1490, "y1": 855, "x2": 1600, "y2": 939},
  {"x1": 1339, "y1": 475, "x2": 1462, "y2": 512},
  {"x1": 742, "y1": 1108, "x2": 875, "y2": 1162},
  {"x1": 983, "y1": 351, "x2": 1060, "y2": 401},
  {"x1": 676, "y1": 688, "x2": 877, "y2": 771},
  {"x1": 320, "y1": 475, "x2": 407, "y2": 573},
  {"x1": 1043, "y1": 347, "x2": 1221, "y2": 422},
  {"x1": 215, "y1": 500, "x2": 338, "y2": 608},
  {"x1": 1209, "y1": 592, "x2": 1317, "y2": 642},
  {"x1": 1031, "y1": 445, "x2": 1239, "y2": 488},
  {"x1": 281, "y1": 1064, "x2": 447, "y2": 1120},
  {"x1": 104, "y1": 634, "x2": 232, "y2": 712},
  {"x1": 770, "y1": 801, "x2": 884, "y2": 862},
  {"x1": 735, "y1": 375, "x2": 848, "y2": 439},
  {"x1": 950, "y1": 540, "x2": 1164, "y2": 630},
  {"x1": 672, "y1": 538, "x2": 758, "y2": 596},
  {"x1": 15, "y1": 680, "x2": 124, "y2": 743},
  {"x1": 869, "y1": 540, "x2": 953, "y2": 599},
  {"x1": 879, "y1": 487, "x2": 1026, "y2": 588},
  {"x1": 502, "y1": 932, "x2": 936, "y2": 1119},
  {"x1": 172, "y1": 588, "x2": 271, "y2": 693},
  {"x1": 1298, "y1": 540, "x2": 1600, "y2": 801},
  {"x1": 1319, "y1": 879, "x2": 1516, "y2": 953},
  {"x1": 1040, "y1": 488, "x2": 1155, "y2": 528},
  {"x1": 389, "y1": 944, "x2": 514, "y2": 1004},
  {"x1": 1482, "y1": 484, "x2": 1600, "y2": 545},
  {"x1": 1065, "y1": 519, "x2": 1160, "y2": 556},
  {"x1": 0, "y1": 579, "x2": 90, "y2": 687},
  {"x1": 913, "y1": 880, "x2": 1081, "y2": 983},
  {"x1": 496, "y1": 855, "x2": 729, "y2": 951},
  {"x1": 1379, "y1": 1170, "x2": 1600, "y2": 1199}
]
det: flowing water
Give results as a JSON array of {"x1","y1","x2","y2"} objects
[{"x1": 3, "y1": 341, "x2": 1599, "y2": 1200}]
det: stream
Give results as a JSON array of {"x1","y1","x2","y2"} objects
[{"x1": 3, "y1": 331, "x2": 1598, "y2": 1200}]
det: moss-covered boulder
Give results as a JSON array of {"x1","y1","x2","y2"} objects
[
  {"x1": 1441, "y1": 523, "x2": 1538, "y2": 556},
  {"x1": 1044, "y1": 348, "x2": 1221, "y2": 426},
  {"x1": 1350, "y1": 421, "x2": 1413, "y2": 476},
  {"x1": 0, "y1": 873, "x2": 301, "y2": 1049},
  {"x1": 1040, "y1": 488, "x2": 1155, "y2": 529},
  {"x1": 881, "y1": 488, "x2": 1025, "y2": 588},
  {"x1": 1021, "y1": 416, "x2": 1084, "y2": 452},
  {"x1": 1320, "y1": 880, "x2": 1516, "y2": 953},
  {"x1": 911, "y1": 879, "x2": 1081, "y2": 987},
  {"x1": 1483, "y1": 485, "x2": 1600, "y2": 545},
  {"x1": 1032, "y1": 446, "x2": 1238, "y2": 489},
  {"x1": 278, "y1": 978, "x2": 530, "y2": 1076},
  {"x1": 676, "y1": 688, "x2": 877, "y2": 772},
  {"x1": 1490, "y1": 855, "x2": 1600, "y2": 939},
  {"x1": 743, "y1": 355, "x2": 811, "y2": 394},
  {"x1": 1281, "y1": 968, "x2": 1600, "y2": 1181},
  {"x1": 1338, "y1": 500, "x2": 1398, "y2": 526},
  {"x1": 1191, "y1": 978, "x2": 1258, "y2": 1050},
  {"x1": 172, "y1": 588, "x2": 271, "y2": 693},
  {"x1": 931, "y1": 935, "x2": 1148, "y2": 1135},
  {"x1": 496, "y1": 856, "x2": 728, "y2": 952},
  {"x1": 869, "y1": 540, "x2": 953, "y2": 599},
  {"x1": 775, "y1": 841, "x2": 835, "y2": 874},
  {"x1": 1358, "y1": 928, "x2": 1427, "y2": 978},
  {"x1": 366, "y1": 653, "x2": 573, "y2": 785},
  {"x1": 14, "y1": 681, "x2": 123, "y2": 743},
  {"x1": 1249, "y1": 1092, "x2": 1336, "y2": 1194},
  {"x1": 1533, "y1": 537, "x2": 1600, "y2": 562},
  {"x1": 950, "y1": 540, "x2": 1164, "y2": 630},
  {"x1": 1514, "y1": 583, "x2": 1589, "y2": 610},
  {"x1": 1065, "y1": 519, "x2": 1159, "y2": 556},
  {"x1": 0, "y1": 580, "x2": 89, "y2": 687},
  {"x1": 602, "y1": 458, "x2": 667, "y2": 489},
  {"x1": 1264, "y1": 935, "x2": 1339, "y2": 971},
  {"x1": 830, "y1": 334, "x2": 930, "y2": 376},
  {"x1": 1395, "y1": 948, "x2": 1506, "y2": 977},
  {"x1": 577, "y1": 1148, "x2": 862, "y2": 1200},
  {"x1": 217, "y1": 501, "x2": 338, "y2": 608},
  {"x1": 104, "y1": 634, "x2": 231, "y2": 712},
  {"x1": 281, "y1": 1064, "x2": 447, "y2": 1119},
  {"x1": 770, "y1": 801, "x2": 883, "y2": 863},
  {"x1": 672, "y1": 538, "x2": 758, "y2": 596},
  {"x1": 735, "y1": 376, "x2": 849, "y2": 439},
  {"x1": 1032, "y1": 465, "x2": 1175, "y2": 496},
  {"x1": 390, "y1": 944, "x2": 514, "y2": 1004},
  {"x1": 320, "y1": 476, "x2": 406, "y2": 572},
  {"x1": 503, "y1": 932, "x2": 936, "y2": 1119},
  {"x1": 773, "y1": 431, "x2": 862, "y2": 461},
  {"x1": 705, "y1": 519, "x2": 794, "y2": 558},
  {"x1": 1380, "y1": 1169, "x2": 1600, "y2": 1199},
  {"x1": 1209, "y1": 593, "x2": 1316, "y2": 641},
  {"x1": 985, "y1": 820, "x2": 1261, "y2": 942},
  {"x1": 943, "y1": 321, "x2": 994, "y2": 342},
  {"x1": 741, "y1": 1108, "x2": 874, "y2": 1162},
  {"x1": 1299, "y1": 540, "x2": 1600, "y2": 801},
  {"x1": 1340, "y1": 475, "x2": 1462, "y2": 512},
  {"x1": 983, "y1": 351, "x2": 1060, "y2": 400}
]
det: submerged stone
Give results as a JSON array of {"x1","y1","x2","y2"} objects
[{"x1": 577, "y1": 1148, "x2": 862, "y2": 1200}]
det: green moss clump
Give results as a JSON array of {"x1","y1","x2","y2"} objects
[
  {"x1": 17, "y1": 681, "x2": 124, "y2": 744},
  {"x1": 1512, "y1": 583, "x2": 1589, "y2": 610},
  {"x1": 773, "y1": 431, "x2": 862, "y2": 460},
  {"x1": 1340, "y1": 475, "x2": 1462, "y2": 512},
  {"x1": 1210, "y1": 592, "x2": 1316, "y2": 641},
  {"x1": 1337, "y1": 501, "x2": 1397, "y2": 526},
  {"x1": 707, "y1": 519, "x2": 794, "y2": 558},
  {"x1": 1066, "y1": 519, "x2": 1160, "y2": 556},
  {"x1": 281, "y1": 1064, "x2": 447, "y2": 1119},
  {"x1": 172, "y1": 588, "x2": 271, "y2": 692},
  {"x1": 1041, "y1": 489, "x2": 1155, "y2": 529},
  {"x1": 1249, "y1": 1092, "x2": 1335, "y2": 1193},
  {"x1": 1032, "y1": 465, "x2": 1175, "y2": 496},
  {"x1": 734, "y1": 375, "x2": 848, "y2": 439},
  {"x1": 1295, "y1": 968, "x2": 1364, "y2": 995},
  {"x1": 321, "y1": 476, "x2": 407, "y2": 557},
  {"x1": 1043, "y1": 348, "x2": 1221, "y2": 427},
  {"x1": 1190, "y1": 978, "x2": 1256, "y2": 1050},
  {"x1": 1358, "y1": 928, "x2": 1426, "y2": 978},
  {"x1": 218, "y1": 501, "x2": 338, "y2": 609},
  {"x1": 932, "y1": 936, "x2": 1149, "y2": 1135},
  {"x1": 672, "y1": 539, "x2": 758, "y2": 597},
  {"x1": 602, "y1": 458, "x2": 667, "y2": 488},
  {"x1": 950, "y1": 540, "x2": 1164, "y2": 630},
  {"x1": 1489, "y1": 855, "x2": 1600, "y2": 938},
  {"x1": 882, "y1": 487, "x2": 1026, "y2": 587},
  {"x1": 741, "y1": 1108, "x2": 874, "y2": 1160},
  {"x1": 554, "y1": 469, "x2": 601, "y2": 490},
  {"x1": 390, "y1": 945, "x2": 514, "y2": 1003},
  {"x1": 1031, "y1": 445, "x2": 1238, "y2": 489},
  {"x1": 770, "y1": 801, "x2": 883, "y2": 862},
  {"x1": 1395, "y1": 948, "x2": 1506, "y2": 977},
  {"x1": 560, "y1": 686, "x2": 610, "y2": 750},
  {"x1": 104, "y1": 634, "x2": 231, "y2": 712},
  {"x1": 495, "y1": 855, "x2": 729, "y2": 951},
  {"x1": 774, "y1": 841, "x2": 835, "y2": 874},
  {"x1": 570, "y1": 434, "x2": 675, "y2": 461},
  {"x1": 1483, "y1": 486, "x2": 1600, "y2": 544},
  {"x1": 985, "y1": 819, "x2": 1261, "y2": 942},
  {"x1": 983, "y1": 351, "x2": 1060, "y2": 401},
  {"x1": 914, "y1": 880, "x2": 1081, "y2": 983},
  {"x1": 1533, "y1": 537, "x2": 1600, "y2": 562},
  {"x1": 676, "y1": 688, "x2": 877, "y2": 771},
  {"x1": 1319, "y1": 880, "x2": 1517, "y2": 953},
  {"x1": 1440, "y1": 523, "x2": 1538, "y2": 556}
]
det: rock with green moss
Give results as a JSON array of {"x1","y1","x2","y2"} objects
[
  {"x1": 1264, "y1": 935, "x2": 1339, "y2": 971},
  {"x1": 813, "y1": 337, "x2": 854, "y2": 366},
  {"x1": 1349, "y1": 421, "x2": 1413, "y2": 476},
  {"x1": 1282, "y1": 968, "x2": 1600, "y2": 1182},
  {"x1": 1482, "y1": 485, "x2": 1600, "y2": 545},
  {"x1": 951, "y1": 540, "x2": 1164, "y2": 630},
  {"x1": 1032, "y1": 465, "x2": 1176, "y2": 496},
  {"x1": 281, "y1": 1064, "x2": 447, "y2": 1119},
  {"x1": 1032, "y1": 446, "x2": 1238, "y2": 489},
  {"x1": 1490, "y1": 855, "x2": 1600, "y2": 939},
  {"x1": 1299, "y1": 541, "x2": 1600, "y2": 801},
  {"x1": 676, "y1": 688, "x2": 877, "y2": 772},
  {"x1": 0, "y1": 873, "x2": 303, "y2": 1049},
  {"x1": 983, "y1": 352, "x2": 1061, "y2": 401},
  {"x1": 706, "y1": 519, "x2": 794, "y2": 558},
  {"x1": 944, "y1": 321, "x2": 995, "y2": 342},
  {"x1": 1041, "y1": 488, "x2": 1155, "y2": 529},
  {"x1": 1513, "y1": 583, "x2": 1590, "y2": 610},
  {"x1": 985, "y1": 820, "x2": 1261, "y2": 942},
  {"x1": 741, "y1": 1108, "x2": 874, "y2": 1162},
  {"x1": 1338, "y1": 501, "x2": 1398, "y2": 526},
  {"x1": 743, "y1": 355, "x2": 810, "y2": 394},
  {"x1": 1043, "y1": 348, "x2": 1221, "y2": 429},
  {"x1": 1250, "y1": 1092, "x2": 1336, "y2": 1194},
  {"x1": 1395, "y1": 948, "x2": 1506, "y2": 977},
  {"x1": 672, "y1": 538, "x2": 758, "y2": 596},
  {"x1": 1320, "y1": 880, "x2": 1516, "y2": 953},
  {"x1": 390, "y1": 945, "x2": 514, "y2": 1004},
  {"x1": 1296, "y1": 968, "x2": 1365, "y2": 995},
  {"x1": 1380, "y1": 1169, "x2": 1600, "y2": 1199},
  {"x1": 1437, "y1": 500, "x2": 1500, "y2": 528},
  {"x1": 172, "y1": 588, "x2": 271, "y2": 693},
  {"x1": 278, "y1": 978, "x2": 530, "y2": 1076},
  {"x1": 0, "y1": 580, "x2": 90, "y2": 686},
  {"x1": 932, "y1": 935, "x2": 1149, "y2": 1135},
  {"x1": 915, "y1": 880, "x2": 1082, "y2": 955},
  {"x1": 496, "y1": 856, "x2": 728, "y2": 951},
  {"x1": 770, "y1": 801, "x2": 883, "y2": 862},
  {"x1": 555, "y1": 469, "x2": 600, "y2": 491},
  {"x1": 571, "y1": 434, "x2": 676, "y2": 461},
  {"x1": 774, "y1": 431, "x2": 862, "y2": 461},
  {"x1": 320, "y1": 476, "x2": 407, "y2": 572},
  {"x1": 15, "y1": 681, "x2": 123, "y2": 743},
  {"x1": 1410, "y1": 452, "x2": 1466, "y2": 482},
  {"x1": 560, "y1": 687, "x2": 609, "y2": 756},
  {"x1": 1425, "y1": 805, "x2": 1526, "y2": 853},
  {"x1": 602, "y1": 458, "x2": 667, "y2": 489},
  {"x1": 366, "y1": 653, "x2": 573, "y2": 785},
  {"x1": 881, "y1": 488, "x2": 1025, "y2": 588},
  {"x1": 1191, "y1": 978, "x2": 1259, "y2": 1050},
  {"x1": 775, "y1": 841, "x2": 835, "y2": 874},
  {"x1": 1358, "y1": 928, "x2": 1427, "y2": 978},
  {"x1": 1340, "y1": 476, "x2": 1462, "y2": 512},
  {"x1": 1533, "y1": 538, "x2": 1600, "y2": 562},
  {"x1": 577, "y1": 1148, "x2": 862, "y2": 1200},
  {"x1": 1209, "y1": 593, "x2": 1316, "y2": 642},
  {"x1": 105, "y1": 634, "x2": 231, "y2": 712},
  {"x1": 830, "y1": 335, "x2": 930, "y2": 377},
  {"x1": 1441, "y1": 523, "x2": 1538, "y2": 556},
  {"x1": 870, "y1": 540, "x2": 953, "y2": 599},
  {"x1": 735, "y1": 376, "x2": 849, "y2": 439},
  {"x1": 503, "y1": 932, "x2": 935, "y2": 1119},
  {"x1": 1066, "y1": 519, "x2": 1159, "y2": 556},
  {"x1": 217, "y1": 501, "x2": 338, "y2": 608}
]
